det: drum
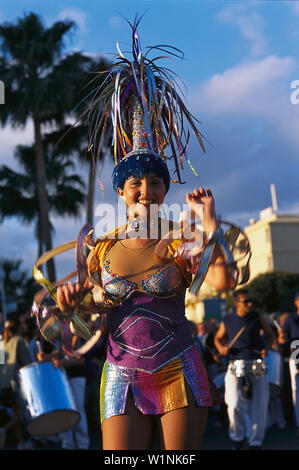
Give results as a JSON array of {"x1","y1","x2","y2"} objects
[
  {"x1": 232, "y1": 360, "x2": 245, "y2": 377},
  {"x1": 266, "y1": 350, "x2": 283, "y2": 398},
  {"x1": 18, "y1": 361, "x2": 80, "y2": 436},
  {"x1": 251, "y1": 359, "x2": 268, "y2": 378},
  {"x1": 229, "y1": 359, "x2": 268, "y2": 378}
]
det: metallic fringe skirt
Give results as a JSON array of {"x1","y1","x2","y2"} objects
[{"x1": 100, "y1": 344, "x2": 219, "y2": 423}]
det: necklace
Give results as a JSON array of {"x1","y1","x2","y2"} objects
[
  {"x1": 119, "y1": 239, "x2": 158, "y2": 250},
  {"x1": 126, "y1": 217, "x2": 159, "y2": 232}
]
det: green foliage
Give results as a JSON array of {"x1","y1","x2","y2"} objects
[
  {"x1": 0, "y1": 11, "x2": 110, "y2": 143},
  {"x1": 0, "y1": 12, "x2": 112, "y2": 261},
  {"x1": 246, "y1": 271, "x2": 299, "y2": 313},
  {"x1": 0, "y1": 12, "x2": 84, "y2": 126},
  {"x1": 0, "y1": 258, "x2": 39, "y2": 314},
  {"x1": 0, "y1": 139, "x2": 86, "y2": 225}
]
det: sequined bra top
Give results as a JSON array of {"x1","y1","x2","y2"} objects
[
  {"x1": 95, "y1": 240, "x2": 193, "y2": 373},
  {"x1": 101, "y1": 257, "x2": 183, "y2": 303}
]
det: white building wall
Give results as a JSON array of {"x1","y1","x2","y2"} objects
[{"x1": 238, "y1": 214, "x2": 299, "y2": 282}]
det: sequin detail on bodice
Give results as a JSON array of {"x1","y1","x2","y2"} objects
[
  {"x1": 105, "y1": 292, "x2": 195, "y2": 372},
  {"x1": 101, "y1": 258, "x2": 183, "y2": 303}
]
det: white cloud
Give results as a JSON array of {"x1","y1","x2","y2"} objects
[
  {"x1": 196, "y1": 55, "x2": 294, "y2": 112},
  {"x1": 1, "y1": 220, "x2": 37, "y2": 274},
  {"x1": 57, "y1": 8, "x2": 88, "y2": 34},
  {"x1": 192, "y1": 55, "x2": 299, "y2": 149},
  {"x1": 279, "y1": 200, "x2": 299, "y2": 215},
  {"x1": 223, "y1": 208, "x2": 261, "y2": 230},
  {"x1": 216, "y1": 3, "x2": 268, "y2": 57},
  {"x1": 288, "y1": 2, "x2": 299, "y2": 15},
  {"x1": 0, "y1": 215, "x2": 85, "y2": 279},
  {"x1": 109, "y1": 16, "x2": 123, "y2": 29},
  {"x1": 0, "y1": 119, "x2": 70, "y2": 169},
  {"x1": 0, "y1": 122, "x2": 34, "y2": 169}
]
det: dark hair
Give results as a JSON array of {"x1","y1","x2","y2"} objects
[
  {"x1": 112, "y1": 152, "x2": 170, "y2": 193},
  {"x1": 22, "y1": 317, "x2": 36, "y2": 339},
  {"x1": 233, "y1": 288, "x2": 250, "y2": 300},
  {"x1": 6, "y1": 318, "x2": 20, "y2": 335}
]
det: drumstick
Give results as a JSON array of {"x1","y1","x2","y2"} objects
[
  {"x1": 253, "y1": 349, "x2": 264, "y2": 356},
  {"x1": 36, "y1": 340, "x2": 43, "y2": 354},
  {"x1": 227, "y1": 326, "x2": 245, "y2": 350},
  {"x1": 204, "y1": 342, "x2": 220, "y2": 360},
  {"x1": 273, "y1": 319, "x2": 282, "y2": 331}
]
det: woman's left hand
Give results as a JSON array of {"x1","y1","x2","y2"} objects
[
  {"x1": 186, "y1": 187, "x2": 218, "y2": 234},
  {"x1": 260, "y1": 349, "x2": 268, "y2": 358},
  {"x1": 51, "y1": 357, "x2": 63, "y2": 369}
]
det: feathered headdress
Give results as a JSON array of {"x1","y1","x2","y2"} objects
[{"x1": 82, "y1": 15, "x2": 206, "y2": 190}]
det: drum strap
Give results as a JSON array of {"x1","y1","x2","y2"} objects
[{"x1": 238, "y1": 375, "x2": 253, "y2": 400}]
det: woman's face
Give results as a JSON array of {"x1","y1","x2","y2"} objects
[{"x1": 117, "y1": 173, "x2": 166, "y2": 219}]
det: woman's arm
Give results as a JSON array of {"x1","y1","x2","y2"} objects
[
  {"x1": 51, "y1": 355, "x2": 85, "y2": 369},
  {"x1": 214, "y1": 321, "x2": 229, "y2": 357},
  {"x1": 204, "y1": 246, "x2": 237, "y2": 291},
  {"x1": 73, "y1": 315, "x2": 108, "y2": 356},
  {"x1": 57, "y1": 281, "x2": 110, "y2": 315},
  {"x1": 185, "y1": 187, "x2": 236, "y2": 291},
  {"x1": 37, "y1": 349, "x2": 61, "y2": 362}
]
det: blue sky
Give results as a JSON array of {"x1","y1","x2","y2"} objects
[{"x1": 0, "y1": 0, "x2": 299, "y2": 279}]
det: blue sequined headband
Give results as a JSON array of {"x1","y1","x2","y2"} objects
[{"x1": 112, "y1": 151, "x2": 170, "y2": 193}]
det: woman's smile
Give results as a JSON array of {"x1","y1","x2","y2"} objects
[
  {"x1": 137, "y1": 198, "x2": 156, "y2": 205},
  {"x1": 117, "y1": 173, "x2": 166, "y2": 217}
]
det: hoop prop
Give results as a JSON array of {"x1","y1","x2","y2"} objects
[{"x1": 32, "y1": 224, "x2": 95, "y2": 354}]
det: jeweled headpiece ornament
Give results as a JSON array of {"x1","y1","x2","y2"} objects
[{"x1": 83, "y1": 16, "x2": 206, "y2": 191}]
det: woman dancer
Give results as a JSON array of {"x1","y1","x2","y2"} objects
[
  {"x1": 57, "y1": 186, "x2": 234, "y2": 450},
  {"x1": 34, "y1": 18, "x2": 237, "y2": 450}
]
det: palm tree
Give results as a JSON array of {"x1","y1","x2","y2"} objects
[
  {"x1": 83, "y1": 58, "x2": 109, "y2": 226},
  {"x1": 0, "y1": 258, "x2": 39, "y2": 315},
  {"x1": 61, "y1": 55, "x2": 112, "y2": 225},
  {"x1": 0, "y1": 140, "x2": 86, "y2": 258},
  {"x1": 0, "y1": 12, "x2": 92, "y2": 281},
  {"x1": 41, "y1": 118, "x2": 102, "y2": 226}
]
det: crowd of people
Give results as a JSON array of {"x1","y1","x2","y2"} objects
[
  {"x1": 0, "y1": 288, "x2": 298, "y2": 450},
  {"x1": 190, "y1": 289, "x2": 299, "y2": 449},
  {"x1": 0, "y1": 311, "x2": 108, "y2": 450}
]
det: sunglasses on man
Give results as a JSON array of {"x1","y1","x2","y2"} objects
[{"x1": 237, "y1": 299, "x2": 252, "y2": 304}]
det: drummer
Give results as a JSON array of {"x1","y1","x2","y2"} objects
[
  {"x1": 0, "y1": 318, "x2": 32, "y2": 450},
  {"x1": 280, "y1": 292, "x2": 299, "y2": 434},
  {"x1": 38, "y1": 337, "x2": 90, "y2": 450},
  {"x1": 214, "y1": 289, "x2": 275, "y2": 450}
]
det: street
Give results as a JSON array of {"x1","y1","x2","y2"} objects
[{"x1": 202, "y1": 413, "x2": 299, "y2": 451}]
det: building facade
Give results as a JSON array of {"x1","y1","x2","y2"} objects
[{"x1": 238, "y1": 209, "x2": 299, "y2": 282}]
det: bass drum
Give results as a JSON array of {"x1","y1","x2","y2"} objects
[
  {"x1": 266, "y1": 350, "x2": 283, "y2": 399},
  {"x1": 18, "y1": 361, "x2": 79, "y2": 436}
]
